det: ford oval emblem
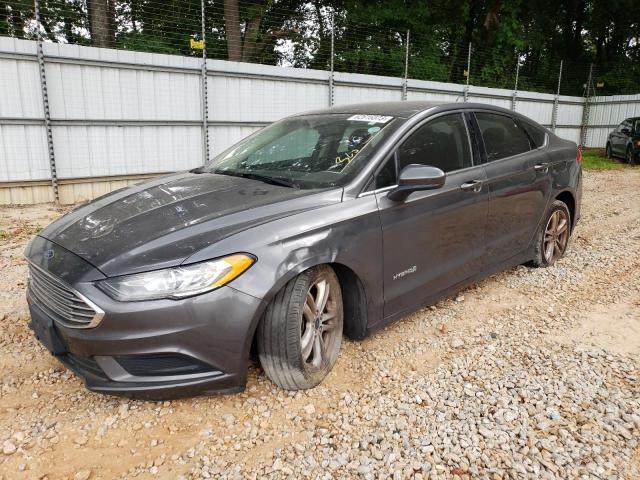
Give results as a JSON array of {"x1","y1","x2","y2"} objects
[{"x1": 44, "y1": 249, "x2": 55, "y2": 260}]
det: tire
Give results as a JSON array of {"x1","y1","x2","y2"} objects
[
  {"x1": 606, "y1": 143, "x2": 613, "y2": 159},
  {"x1": 627, "y1": 146, "x2": 637, "y2": 166},
  {"x1": 257, "y1": 265, "x2": 343, "y2": 390},
  {"x1": 529, "y1": 200, "x2": 572, "y2": 268}
]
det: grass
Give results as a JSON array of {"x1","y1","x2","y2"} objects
[{"x1": 581, "y1": 149, "x2": 632, "y2": 171}]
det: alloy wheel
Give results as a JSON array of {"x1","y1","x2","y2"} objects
[
  {"x1": 543, "y1": 209, "x2": 570, "y2": 264},
  {"x1": 301, "y1": 276, "x2": 339, "y2": 368}
]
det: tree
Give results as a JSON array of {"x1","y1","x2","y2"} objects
[
  {"x1": 87, "y1": 0, "x2": 115, "y2": 48},
  {"x1": 222, "y1": 0, "x2": 303, "y2": 63}
]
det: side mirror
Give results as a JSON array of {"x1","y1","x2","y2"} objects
[
  {"x1": 387, "y1": 164, "x2": 446, "y2": 202},
  {"x1": 621, "y1": 127, "x2": 631, "y2": 135}
]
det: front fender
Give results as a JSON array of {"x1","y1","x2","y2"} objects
[{"x1": 185, "y1": 194, "x2": 386, "y2": 333}]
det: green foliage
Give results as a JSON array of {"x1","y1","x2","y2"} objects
[
  {"x1": 582, "y1": 150, "x2": 632, "y2": 170},
  {"x1": 1, "y1": 0, "x2": 639, "y2": 96}
]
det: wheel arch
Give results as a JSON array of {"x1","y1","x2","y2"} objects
[
  {"x1": 329, "y1": 262, "x2": 369, "y2": 340},
  {"x1": 555, "y1": 190, "x2": 576, "y2": 230},
  {"x1": 251, "y1": 260, "x2": 370, "y2": 351}
]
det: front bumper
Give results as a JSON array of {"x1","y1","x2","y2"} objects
[{"x1": 26, "y1": 238, "x2": 266, "y2": 399}]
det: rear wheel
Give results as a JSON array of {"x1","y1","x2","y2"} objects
[
  {"x1": 529, "y1": 200, "x2": 571, "y2": 268},
  {"x1": 627, "y1": 146, "x2": 637, "y2": 166},
  {"x1": 257, "y1": 265, "x2": 343, "y2": 390}
]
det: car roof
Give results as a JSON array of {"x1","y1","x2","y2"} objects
[{"x1": 295, "y1": 101, "x2": 527, "y2": 120}]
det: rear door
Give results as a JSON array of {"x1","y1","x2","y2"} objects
[
  {"x1": 374, "y1": 112, "x2": 488, "y2": 319},
  {"x1": 472, "y1": 112, "x2": 552, "y2": 266}
]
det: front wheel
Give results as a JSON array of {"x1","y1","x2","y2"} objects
[
  {"x1": 257, "y1": 265, "x2": 343, "y2": 390},
  {"x1": 529, "y1": 200, "x2": 571, "y2": 268},
  {"x1": 606, "y1": 143, "x2": 613, "y2": 159}
]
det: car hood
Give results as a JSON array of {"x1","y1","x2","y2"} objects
[{"x1": 39, "y1": 172, "x2": 342, "y2": 276}]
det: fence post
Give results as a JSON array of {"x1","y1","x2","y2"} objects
[
  {"x1": 551, "y1": 60, "x2": 563, "y2": 133},
  {"x1": 200, "y1": 0, "x2": 210, "y2": 164},
  {"x1": 580, "y1": 63, "x2": 594, "y2": 148},
  {"x1": 511, "y1": 58, "x2": 520, "y2": 111},
  {"x1": 402, "y1": 30, "x2": 410, "y2": 101},
  {"x1": 328, "y1": 13, "x2": 335, "y2": 107},
  {"x1": 34, "y1": 0, "x2": 58, "y2": 203},
  {"x1": 463, "y1": 42, "x2": 471, "y2": 102}
]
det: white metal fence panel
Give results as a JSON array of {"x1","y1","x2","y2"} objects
[
  {"x1": 45, "y1": 63, "x2": 202, "y2": 121},
  {"x1": 209, "y1": 76, "x2": 326, "y2": 122},
  {"x1": 208, "y1": 125, "x2": 262, "y2": 157},
  {"x1": 0, "y1": 38, "x2": 50, "y2": 182},
  {"x1": 0, "y1": 125, "x2": 50, "y2": 181},
  {"x1": 52, "y1": 125, "x2": 202, "y2": 178},
  {"x1": 0, "y1": 37, "x2": 636, "y2": 196},
  {"x1": 586, "y1": 94, "x2": 640, "y2": 148}
]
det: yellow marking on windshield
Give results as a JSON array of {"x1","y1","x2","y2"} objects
[{"x1": 335, "y1": 148, "x2": 360, "y2": 166}]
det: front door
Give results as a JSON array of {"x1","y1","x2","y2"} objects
[
  {"x1": 374, "y1": 113, "x2": 489, "y2": 319},
  {"x1": 473, "y1": 112, "x2": 552, "y2": 265}
]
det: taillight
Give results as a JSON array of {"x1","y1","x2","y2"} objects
[{"x1": 576, "y1": 146, "x2": 582, "y2": 164}]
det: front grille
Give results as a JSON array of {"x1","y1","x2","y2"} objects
[{"x1": 27, "y1": 263, "x2": 103, "y2": 329}]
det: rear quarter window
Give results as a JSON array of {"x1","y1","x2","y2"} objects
[{"x1": 519, "y1": 121, "x2": 547, "y2": 148}]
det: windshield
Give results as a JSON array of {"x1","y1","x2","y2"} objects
[{"x1": 204, "y1": 114, "x2": 396, "y2": 189}]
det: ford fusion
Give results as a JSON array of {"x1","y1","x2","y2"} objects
[{"x1": 25, "y1": 101, "x2": 582, "y2": 398}]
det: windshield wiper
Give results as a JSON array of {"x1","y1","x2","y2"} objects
[{"x1": 213, "y1": 170, "x2": 299, "y2": 189}]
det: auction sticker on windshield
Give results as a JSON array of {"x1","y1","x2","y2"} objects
[{"x1": 347, "y1": 115, "x2": 393, "y2": 123}]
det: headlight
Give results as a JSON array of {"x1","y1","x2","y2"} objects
[{"x1": 98, "y1": 254, "x2": 255, "y2": 301}]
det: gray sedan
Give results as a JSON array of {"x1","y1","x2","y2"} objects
[{"x1": 25, "y1": 101, "x2": 582, "y2": 398}]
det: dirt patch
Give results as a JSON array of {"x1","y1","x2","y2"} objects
[{"x1": 0, "y1": 169, "x2": 638, "y2": 479}]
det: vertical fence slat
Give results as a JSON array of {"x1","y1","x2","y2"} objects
[
  {"x1": 328, "y1": 14, "x2": 335, "y2": 107},
  {"x1": 34, "y1": 0, "x2": 58, "y2": 203},
  {"x1": 580, "y1": 63, "x2": 594, "y2": 147},
  {"x1": 511, "y1": 60, "x2": 520, "y2": 111},
  {"x1": 201, "y1": 0, "x2": 210, "y2": 164},
  {"x1": 551, "y1": 60, "x2": 563, "y2": 133},
  {"x1": 402, "y1": 30, "x2": 410, "y2": 101},
  {"x1": 464, "y1": 43, "x2": 471, "y2": 102}
]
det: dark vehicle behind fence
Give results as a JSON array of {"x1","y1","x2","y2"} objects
[
  {"x1": 606, "y1": 117, "x2": 640, "y2": 165},
  {"x1": 25, "y1": 101, "x2": 582, "y2": 398}
]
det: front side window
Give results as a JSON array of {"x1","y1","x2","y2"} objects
[
  {"x1": 206, "y1": 114, "x2": 396, "y2": 189},
  {"x1": 397, "y1": 114, "x2": 472, "y2": 173},
  {"x1": 475, "y1": 112, "x2": 532, "y2": 161},
  {"x1": 618, "y1": 120, "x2": 632, "y2": 133}
]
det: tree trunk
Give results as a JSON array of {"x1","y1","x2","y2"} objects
[
  {"x1": 224, "y1": 0, "x2": 243, "y2": 61},
  {"x1": 87, "y1": 0, "x2": 115, "y2": 48}
]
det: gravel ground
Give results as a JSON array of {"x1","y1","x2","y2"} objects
[{"x1": 0, "y1": 169, "x2": 639, "y2": 480}]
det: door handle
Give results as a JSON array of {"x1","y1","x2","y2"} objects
[
  {"x1": 534, "y1": 163, "x2": 549, "y2": 173},
  {"x1": 460, "y1": 180, "x2": 484, "y2": 193}
]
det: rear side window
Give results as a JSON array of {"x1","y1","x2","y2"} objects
[
  {"x1": 475, "y1": 112, "x2": 532, "y2": 161},
  {"x1": 519, "y1": 121, "x2": 547, "y2": 148},
  {"x1": 397, "y1": 114, "x2": 472, "y2": 173}
]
